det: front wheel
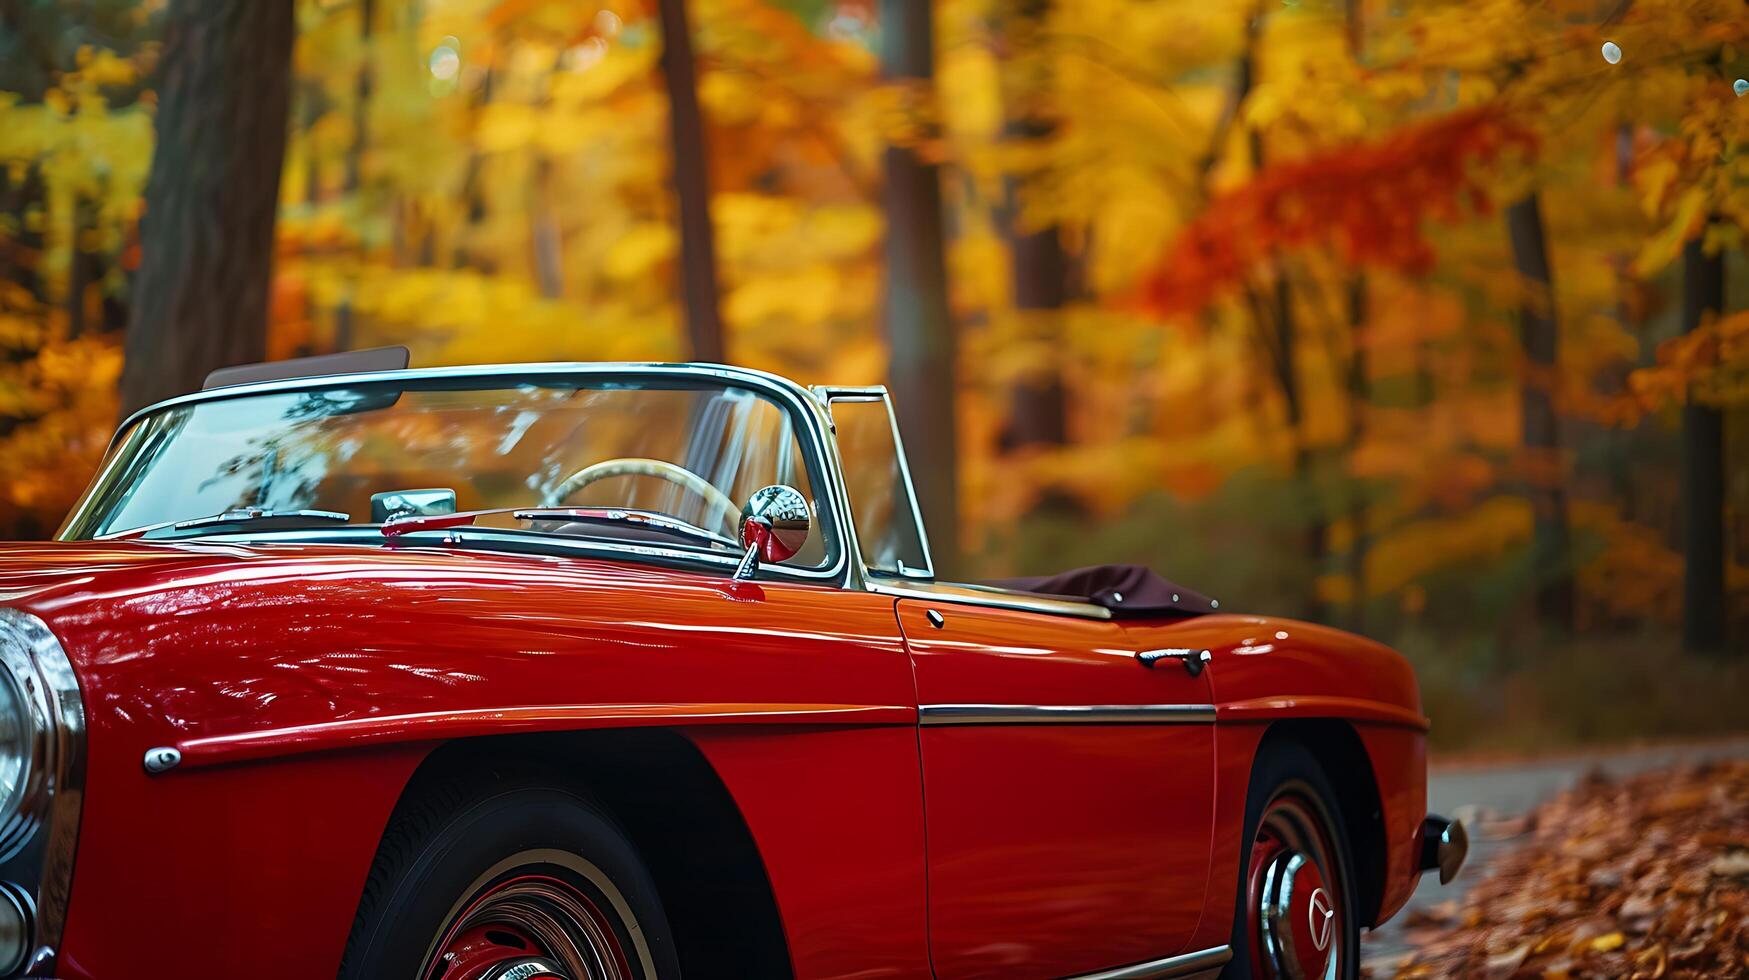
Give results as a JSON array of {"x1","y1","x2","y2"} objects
[
  {"x1": 340, "y1": 773, "x2": 680, "y2": 980},
  {"x1": 1224, "y1": 742, "x2": 1359, "y2": 980}
]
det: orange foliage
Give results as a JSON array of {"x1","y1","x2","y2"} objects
[
  {"x1": 1628, "y1": 309, "x2": 1749, "y2": 410},
  {"x1": 1137, "y1": 108, "x2": 1537, "y2": 317}
]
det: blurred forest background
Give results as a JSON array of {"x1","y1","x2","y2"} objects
[{"x1": 1, "y1": 0, "x2": 1746, "y2": 751}]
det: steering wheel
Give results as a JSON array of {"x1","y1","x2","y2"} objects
[{"x1": 545, "y1": 457, "x2": 742, "y2": 535}]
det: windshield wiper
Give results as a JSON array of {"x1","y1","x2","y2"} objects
[
  {"x1": 103, "y1": 507, "x2": 353, "y2": 540},
  {"x1": 516, "y1": 507, "x2": 739, "y2": 549},
  {"x1": 382, "y1": 506, "x2": 738, "y2": 550}
]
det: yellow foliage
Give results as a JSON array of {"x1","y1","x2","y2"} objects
[
  {"x1": 1363, "y1": 496, "x2": 1532, "y2": 597},
  {"x1": 725, "y1": 267, "x2": 842, "y2": 326},
  {"x1": 1633, "y1": 186, "x2": 1706, "y2": 276},
  {"x1": 0, "y1": 331, "x2": 122, "y2": 532},
  {"x1": 0, "y1": 0, "x2": 1728, "y2": 648},
  {"x1": 602, "y1": 223, "x2": 676, "y2": 280},
  {"x1": 475, "y1": 103, "x2": 542, "y2": 154},
  {"x1": 938, "y1": 44, "x2": 1003, "y2": 143}
]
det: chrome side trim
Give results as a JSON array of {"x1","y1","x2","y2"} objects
[
  {"x1": 1070, "y1": 945, "x2": 1233, "y2": 980},
  {"x1": 0, "y1": 610, "x2": 85, "y2": 976},
  {"x1": 919, "y1": 704, "x2": 1216, "y2": 726},
  {"x1": 869, "y1": 579, "x2": 1111, "y2": 620}
]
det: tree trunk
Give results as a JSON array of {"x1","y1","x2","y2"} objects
[
  {"x1": 344, "y1": 0, "x2": 372, "y2": 193},
  {"x1": 532, "y1": 157, "x2": 564, "y2": 299},
  {"x1": 1505, "y1": 193, "x2": 1574, "y2": 629},
  {"x1": 1236, "y1": 19, "x2": 1324, "y2": 618},
  {"x1": 1271, "y1": 267, "x2": 1327, "y2": 620},
  {"x1": 1345, "y1": 275, "x2": 1369, "y2": 631},
  {"x1": 657, "y1": 0, "x2": 724, "y2": 363},
  {"x1": 998, "y1": 0, "x2": 1068, "y2": 451},
  {"x1": 880, "y1": 0, "x2": 960, "y2": 575},
  {"x1": 1002, "y1": 209, "x2": 1070, "y2": 450},
  {"x1": 334, "y1": 0, "x2": 373, "y2": 351},
  {"x1": 1680, "y1": 235, "x2": 1726, "y2": 653},
  {"x1": 120, "y1": 0, "x2": 295, "y2": 415}
]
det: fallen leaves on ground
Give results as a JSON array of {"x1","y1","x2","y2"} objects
[{"x1": 1393, "y1": 761, "x2": 1749, "y2": 978}]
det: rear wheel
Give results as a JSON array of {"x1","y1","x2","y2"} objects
[
  {"x1": 341, "y1": 774, "x2": 680, "y2": 980},
  {"x1": 1223, "y1": 742, "x2": 1358, "y2": 980}
]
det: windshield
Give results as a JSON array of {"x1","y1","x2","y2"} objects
[{"x1": 61, "y1": 374, "x2": 833, "y2": 570}]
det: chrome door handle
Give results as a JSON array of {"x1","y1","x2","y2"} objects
[{"x1": 1137, "y1": 648, "x2": 1210, "y2": 677}]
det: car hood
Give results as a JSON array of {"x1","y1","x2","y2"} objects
[
  {"x1": 0, "y1": 540, "x2": 235, "y2": 609},
  {"x1": 0, "y1": 537, "x2": 888, "y2": 778},
  {"x1": 0, "y1": 538, "x2": 754, "y2": 669}
]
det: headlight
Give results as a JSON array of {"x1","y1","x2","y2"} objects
[
  {"x1": 0, "y1": 608, "x2": 83, "y2": 978},
  {"x1": 0, "y1": 612, "x2": 73, "y2": 861},
  {"x1": 0, "y1": 669, "x2": 28, "y2": 852}
]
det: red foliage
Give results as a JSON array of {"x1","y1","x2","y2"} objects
[{"x1": 1139, "y1": 107, "x2": 1537, "y2": 316}]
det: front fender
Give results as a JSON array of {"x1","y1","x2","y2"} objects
[
  {"x1": 1199, "y1": 616, "x2": 1429, "y2": 927},
  {"x1": 1133, "y1": 614, "x2": 1430, "y2": 942}
]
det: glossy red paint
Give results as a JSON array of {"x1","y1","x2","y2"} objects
[
  {"x1": 687, "y1": 726, "x2": 932, "y2": 979},
  {"x1": 1220, "y1": 696, "x2": 1427, "y2": 730},
  {"x1": 1355, "y1": 723, "x2": 1429, "y2": 924},
  {"x1": 1190, "y1": 722, "x2": 1275, "y2": 952},
  {"x1": 899, "y1": 600, "x2": 1216, "y2": 978},
  {"x1": 58, "y1": 743, "x2": 430, "y2": 979},
  {"x1": 0, "y1": 539, "x2": 1438, "y2": 978},
  {"x1": 1192, "y1": 614, "x2": 1430, "y2": 926},
  {"x1": 1112, "y1": 613, "x2": 1430, "y2": 934},
  {"x1": 1135, "y1": 614, "x2": 1429, "y2": 732},
  {"x1": 1, "y1": 540, "x2": 917, "y2": 979}
]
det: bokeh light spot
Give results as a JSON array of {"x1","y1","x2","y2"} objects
[{"x1": 429, "y1": 44, "x2": 461, "y2": 81}]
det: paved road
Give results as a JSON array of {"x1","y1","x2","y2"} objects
[{"x1": 1362, "y1": 736, "x2": 1749, "y2": 971}]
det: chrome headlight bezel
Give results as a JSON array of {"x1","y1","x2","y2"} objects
[
  {"x1": 0, "y1": 609, "x2": 84, "y2": 977},
  {"x1": 0, "y1": 613, "x2": 77, "y2": 860},
  {"x1": 0, "y1": 637, "x2": 49, "y2": 861}
]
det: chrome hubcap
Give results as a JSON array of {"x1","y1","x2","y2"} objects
[
  {"x1": 1258, "y1": 851, "x2": 1334, "y2": 980},
  {"x1": 479, "y1": 959, "x2": 568, "y2": 980},
  {"x1": 425, "y1": 872, "x2": 635, "y2": 980},
  {"x1": 1247, "y1": 793, "x2": 1342, "y2": 980}
]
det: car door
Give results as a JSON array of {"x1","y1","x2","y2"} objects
[{"x1": 897, "y1": 592, "x2": 1217, "y2": 979}]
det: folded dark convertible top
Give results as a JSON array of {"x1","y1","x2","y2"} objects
[{"x1": 984, "y1": 563, "x2": 1219, "y2": 617}]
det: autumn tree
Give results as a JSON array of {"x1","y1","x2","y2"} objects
[
  {"x1": 333, "y1": 0, "x2": 375, "y2": 350},
  {"x1": 8, "y1": 0, "x2": 1733, "y2": 690},
  {"x1": 1506, "y1": 192, "x2": 1575, "y2": 629},
  {"x1": 1615, "y1": 14, "x2": 1748, "y2": 653},
  {"x1": 121, "y1": 0, "x2": 296, "y2": 414},
  {"x1": 995, "y1": 0, "x2": 1070, "y2": 452},
  {"x1": 657, "y1": 0, "x2": 725, "y2": 362},
  {"x1": 881, "y1": 0, "x2": 960, "y2": 573},
  {"x1": 0, "y1": 7, "x2": 152, "y2": 538},
  {"x1": 1679, "y1": 233, "x2": 1726, "y2": 651}
]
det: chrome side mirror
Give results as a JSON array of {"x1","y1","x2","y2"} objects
[{"x1": 733, "y1": 485, "x2": 810, "y2": 581}]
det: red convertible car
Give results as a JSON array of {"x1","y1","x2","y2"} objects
[{"x1": 0, "y1": 355, "x2": 1463, "y2": 980}]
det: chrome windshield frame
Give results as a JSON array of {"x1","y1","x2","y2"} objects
[
  {"x1": 60, "y1": 362, "x2": 859, "y2": 586},
  {"x1": 810, "y1": 384, "x2": 937, "y2": 584}
]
